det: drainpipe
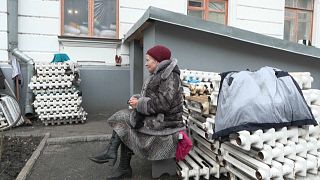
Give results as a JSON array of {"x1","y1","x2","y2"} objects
[
  {"x1": 10, "y1": 49, "x2": 35, "y2": 118},
  {"x1": 7, "y1": 0, "x2": 35, "y2": 118}
]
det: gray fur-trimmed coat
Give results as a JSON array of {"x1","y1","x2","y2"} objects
[{"x1": 130, "y1": 58, "x2": 185, "y2": 135}]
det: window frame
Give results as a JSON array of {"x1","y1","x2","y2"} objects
[
  {"x1": 187, "y1": 0, "x2": 228, "y2": 25},
  {"x1": 61, "y1": 0, "x2": 119, "y2": 39},
  {"x1": 284, "y1": 0, "x2": 314, "y2": 42}
]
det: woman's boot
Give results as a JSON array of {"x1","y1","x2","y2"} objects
[
  {"x1": 107, "y1": 144, "x2": 133, "y2": 180},
  {"x1": 89, "y1": 131, "x2": 121, "y2": 165}
]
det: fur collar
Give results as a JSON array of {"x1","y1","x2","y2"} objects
[{"x1": 154, "y1": 58, "x2": 178, "y2": 80}]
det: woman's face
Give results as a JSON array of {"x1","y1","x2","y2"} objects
[{"x1": 145, "y1": 54, "x2": 159, "y2": 73}]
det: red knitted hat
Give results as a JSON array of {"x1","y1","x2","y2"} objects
[{"x1": 147, "y1": 45, "x2": 171, "y2": 63}]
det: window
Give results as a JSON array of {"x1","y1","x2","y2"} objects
[
  {"x1": 61, "y1": 0, "x2": 118, "y2": 38},
  {"x1": 284, "y1": 0, "x2": 314, "y2": 43},
  {"x1": 187, "y1": 0, "x2": 228, "y2": 25}
]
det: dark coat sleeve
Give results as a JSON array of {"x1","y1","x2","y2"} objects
[{"x1": 137, "y1": 73, "x2": 180, "y2": 115}]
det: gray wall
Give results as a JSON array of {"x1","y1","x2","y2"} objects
[
  {"x1": 79, "y1": 66, "x2": 130, "y2": 114},
  {"x1": 128, "y1": 24, "x2": 156, "y2": 95},
  {"x1": 143, "y1": 25, "x2": 156, "y2": 81},
  {"x1": 0, "y1": 64, "x2": 130, "y2": 116},
  {"x1": 149, "y1": 22, "x2": 320, "y2": 88},
  {"x1": 130, "y1": 40, "x2": 144, "y2": 95}
]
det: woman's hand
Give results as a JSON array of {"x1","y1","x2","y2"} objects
[{"x1": 129, "y1": 98, "x2": 138, "y2": 108}]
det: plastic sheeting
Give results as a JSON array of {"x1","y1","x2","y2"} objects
[{"x1": 214, "y1": 66, "x2": 317, "y2": 138}]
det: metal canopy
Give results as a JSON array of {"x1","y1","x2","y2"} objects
[{"x1": 124, "y1": 7, "x2": 320, "y2": 59}]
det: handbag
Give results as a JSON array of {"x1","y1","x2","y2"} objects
[{"x1": 176, "y1": 131, "x2": 193, "y2": 161}]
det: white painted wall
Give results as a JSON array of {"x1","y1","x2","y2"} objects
[
  {"x1": 18, "y1": 0, "x2": 60, "y2": 62},
  {"x1": 119, "y1": 0, "x2": 187, "y2": 39},
  {"x1": 62, "y1": 46, "x2": 116, "y2": 64},
  {"x1": 0, "y1": 0, "x2": 8, "y2": 62},
  {"x1": 18, "y1": 0, "x2": 60, "y2": 63},
  {"x1": 118, "y1": 0, "x2": 187, "y2": 65},
  {"x1": 15, "y1": 0, "x2": 120, "y2": 64},
  {"x1": 3, "y1": 0, "x2": 187, "y2": 64},
  {"x1": 228, "y1": 0, "x2": 285, "y2": 39},
  {"x1": 1, "y1": 0, "x2": 319, "y2": 64},
  {"x1": 313, "y1": 0, "x2": 320, "y2": 48}
]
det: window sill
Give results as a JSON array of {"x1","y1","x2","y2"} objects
[
  {"x1": 58, "y1": 35, "x2": 122, "y2": 48},
  {"x1": 79, "y1": 63, "x2": 130, "y2": 70}
]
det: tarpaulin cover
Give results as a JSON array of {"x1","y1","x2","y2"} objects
[{"x1": 214, "y1": 66, "x2": 317, "y2": 138}]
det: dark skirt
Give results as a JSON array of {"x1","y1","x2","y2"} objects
[{"x1": 107, "y1": 109, "x2": 179, "y2": 160}]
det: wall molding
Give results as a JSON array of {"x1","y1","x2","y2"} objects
[
  {"x1": 18, "y1": 32, "x2": 58, "y2": 36},
  {"x1": 58, "y1": 36, "x2": 121, "y2": 48},
  {"x1": 119, "y1": 6, "x2": 146, "y2": 11},
  {"x1": 18, "y1": 15, "x2": 59, "y2": 19},
  {"x1": 237, "y1": 4, "x2": 283, "y2": 11}
]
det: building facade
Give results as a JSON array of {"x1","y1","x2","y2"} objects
[{"x1": 0, "y1": 0, "x2": 319, "y2": 64}]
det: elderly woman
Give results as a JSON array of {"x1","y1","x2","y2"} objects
[{"x1": 90, "y1": 45, "x2": 185, "y2": 179}]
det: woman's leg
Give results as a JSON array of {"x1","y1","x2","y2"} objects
[
  {"x1": 107, "y1": 143, "x2": 133, "y2": 179},
  {"x1": 89, "y1": 130, "x2": 121, "y2": 165}
]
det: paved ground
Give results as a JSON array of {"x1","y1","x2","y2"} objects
[
  {"x1": 27, "y1": 141, "x2": 177, "y2": 180},
  {"x1": 4, "y1": 111, "x2": 225, "y2": 180},
  {"x1": 4, "y1": 111, "x2": 179, "y2": 180},
  {"x1": 4, "y1": 112, "x2": 114, "y2": 138}
]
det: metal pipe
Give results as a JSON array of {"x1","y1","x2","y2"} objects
[
  {"x1": 10, "y1": 48, "x2": 35, "y2": 118},
  {"x1": 8, "y1": 0, "x2": 35, "y2": 118}
]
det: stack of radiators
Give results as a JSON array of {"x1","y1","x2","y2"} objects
[
  {"x1": 0, "y1": 95, "x2": 24, "y2": 130},
  {"x1": 178, "y1": 69, "x2": 320, "y2": 180},
  {"x1": 28, "y1": 62, "x2": 87, "y2": 126},
  {"x1": 178, "y1": 69, "x2": 224, "y2": 180}
]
